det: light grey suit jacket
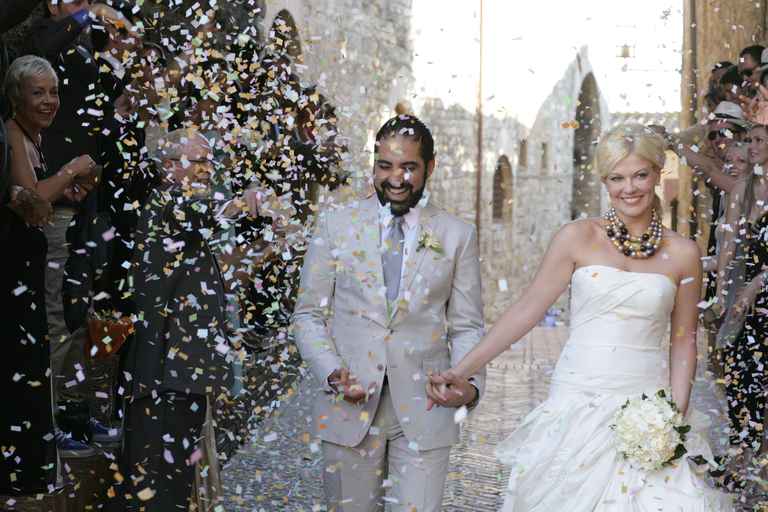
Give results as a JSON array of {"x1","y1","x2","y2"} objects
[{"x1": 293, "y1": 196, "x2": 485, "y2": 451}]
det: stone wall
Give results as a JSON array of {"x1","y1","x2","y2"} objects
[
  {"x1": 260, "y1": 0, "x2": 415, "y2": 194},
  {"x1": 419, "y1": 99, "x2": 527, "y2": 319},
  {"x1": 505, "y1": 48, "x2": 611, "y2": 316}
]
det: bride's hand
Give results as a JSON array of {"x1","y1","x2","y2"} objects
[{"x1": 425, "y1": 369, "x2": 476, "y2": 410}]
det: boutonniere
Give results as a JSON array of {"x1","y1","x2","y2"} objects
[{"x1": 417, "y1": 230, "x2": 444, "y2": 255}]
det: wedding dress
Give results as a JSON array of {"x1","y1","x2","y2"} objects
[{"x1": 497, "y1": 265, "x2": 734, "y2": 511}]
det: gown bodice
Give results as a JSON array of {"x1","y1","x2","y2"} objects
[
  {"x1": 570, "y1": 264, "x2": 677, "y2": 349},
  {"x1": 553, "y1": 265, "x2": 678, "y2": 396}
]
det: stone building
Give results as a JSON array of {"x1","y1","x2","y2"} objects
[{"x1": 261, "y1": 0, "x2": 414, "y2": 185}]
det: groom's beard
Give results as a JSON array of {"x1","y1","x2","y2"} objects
[{"x1": 375, "y1": 179, "x2": 427, "y2": 216}]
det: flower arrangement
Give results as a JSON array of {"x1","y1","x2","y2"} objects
[
  {"x1": 417, "y1": 230, "x2": 444, "y2": 255},
  {"x1": 610, "y1": 389, "x2": 690, "y2": 472}
]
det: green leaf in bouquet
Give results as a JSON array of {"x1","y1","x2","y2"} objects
[
  {"x1": 688, "y1": 455, "x2": 708, "y2": 466},
  {"x1": 672, "y1": 443, "x2": 688, "y2": 461}
]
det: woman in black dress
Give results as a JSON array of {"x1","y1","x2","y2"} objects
[{"x1": 0, "y1": 65, "x2": 56, "y2": 495}]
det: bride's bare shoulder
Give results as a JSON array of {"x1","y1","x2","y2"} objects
[
  {"x1": 559, "y1": 217, "x2": 604, "y2": 240},
  {"x1": 549, "y1": 218, "x2": 603, "y2": 255},
  {"x1": 662, "y1": 228, "x2": 702, "y2": 267}
]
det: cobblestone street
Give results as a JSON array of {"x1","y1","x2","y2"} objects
[{"x1": 222, "y1": 327, "x2": 731, "y2": 511}]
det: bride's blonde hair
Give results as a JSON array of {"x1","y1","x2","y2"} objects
[{"x1": 595, "y1": 123, "x2": 666, "y2": 212}]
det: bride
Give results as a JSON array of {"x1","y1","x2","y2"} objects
[{"x1": 427, "y1": 124, "x2": 733, "y2": 510}]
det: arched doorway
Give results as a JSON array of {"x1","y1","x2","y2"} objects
[
  {"x1": 492, "y1": 155, "x2": 513, "y2": 222},
  {"x1": 571, "y1": 73, "x2": 602, "y2": 220},
  {"x1": 268, "y1": 10, "x2": 303, "y2": 62}
]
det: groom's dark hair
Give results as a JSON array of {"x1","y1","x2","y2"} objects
[{"x1": 375, "y1": 115, "x2": 436, "y2": 166}]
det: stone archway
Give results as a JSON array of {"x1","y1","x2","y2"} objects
[{"x1": 571, "y1": 73, "x2": 602, "y2": 220}]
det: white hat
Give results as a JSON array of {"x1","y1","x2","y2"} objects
[
  {"x1": 759, "y1": 48, "x2": 768, "y2": 69},
  {"x1": 710, "y1": 101, "x2": 751, "y2": 130}
]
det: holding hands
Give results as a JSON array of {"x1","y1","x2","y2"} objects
[{"x1": 426, "y1": 370, "x2": 478, "y2": 411}]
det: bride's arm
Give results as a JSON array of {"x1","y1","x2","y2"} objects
[
  {"x1": 669, "y1": 240, "x2": 703, "y2": 415},
  {"x1": 449, "y1": 223, "x2": 579, "y2": 380}
]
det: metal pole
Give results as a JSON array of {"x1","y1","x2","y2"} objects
[{"x1": 475, "y1": 0, "x2": 484, "y2": 240}]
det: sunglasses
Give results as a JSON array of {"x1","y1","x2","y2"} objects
[{"x1": 708, "y1": 129, "x2": 739, "y2": 140}]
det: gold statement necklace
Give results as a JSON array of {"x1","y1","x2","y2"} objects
[{"x1": 604, "y1": 207, "x2": 662, "y2": 259}]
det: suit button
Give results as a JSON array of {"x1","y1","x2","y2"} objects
[{"x1": 377, "y1": 364, "x2": 384, "y2": 371}]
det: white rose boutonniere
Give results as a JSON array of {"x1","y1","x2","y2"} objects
[{"x1": 417, "y1": 230, "x2": 444, "y2": 255}]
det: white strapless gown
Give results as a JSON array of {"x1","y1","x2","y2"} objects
[{"x1": 497, "y1": 265, "x2": 733, "y2": 511}]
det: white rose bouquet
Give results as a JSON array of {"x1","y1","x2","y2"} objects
[{"x1": 610, "y1": 389, "x2": 690, "y2": 472}]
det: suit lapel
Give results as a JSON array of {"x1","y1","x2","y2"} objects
[
  {"x1": 390, "y1": 205, "x2": 440, "y2": 324},
  {"x1": 354, "y1": 198, "x2": 388, "y2": 324},
  {"x1": 401, "y1": 204, "x2": 439, "y2": 293}
]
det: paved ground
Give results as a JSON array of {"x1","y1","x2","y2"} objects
[{"x1": 221, "y1": 327, "x2": 734, "y2": 511}]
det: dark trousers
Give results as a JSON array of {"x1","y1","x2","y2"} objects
[{"x1": 122, "y1": 392, "x2": 206, "y2": 511}]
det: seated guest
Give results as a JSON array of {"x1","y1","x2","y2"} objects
[
  {"x1": 121, "y1": 129, "x2": 259, "y2": 511},
  {"x1": 3, "y1": 54, "x2": 104, "y2": 456}
]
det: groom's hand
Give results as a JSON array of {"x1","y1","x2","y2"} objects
[
  {"x1": 328, "y1": 368, "x2": 371, "y2": 404},
  {"x1": 426, "y1": 370, "x2": 478, "y2": 410}
]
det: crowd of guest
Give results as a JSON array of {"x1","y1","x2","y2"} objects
[
  {"x1": 651, "y1": 43, "x2": 768, "y2": 495},
  {"x1": 0, "y1": 0, "x2": 344, "y2": 510}
]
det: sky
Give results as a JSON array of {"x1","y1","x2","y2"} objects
[{"x1": 410, "y1": 0, "x2": 683, "y2": 127}]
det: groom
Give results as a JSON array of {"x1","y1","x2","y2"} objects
[{"x1": 293, "y1": 115, "x2": 485, "y2": 511}]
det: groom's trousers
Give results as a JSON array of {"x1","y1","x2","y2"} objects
[{"x1": 322, "y1": 381, "x2": 451, "y2": 512}]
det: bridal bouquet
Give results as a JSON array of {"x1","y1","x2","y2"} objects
[{"x1": 610, "y1": 390, "x2": 690, "y2": 472}]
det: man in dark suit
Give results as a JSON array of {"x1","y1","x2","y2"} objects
[{"x1": 121, "y1": 128, "x2": 258, "y2": 510}]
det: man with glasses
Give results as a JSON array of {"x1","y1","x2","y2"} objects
[{"x1": 120, "y1": 129, "x2": 261, "y2": 511}]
